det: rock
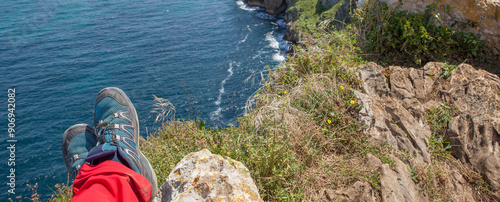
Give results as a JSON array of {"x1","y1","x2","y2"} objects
[
  {"x1": 378, "y1": 156, "x2": 427, "y2": 202},
  {"x1": 245, "y1": 0, "x2": 288, "y2": 15},
  {"x1": 333, "y1": 0, "x2": 359, "y2": 28},
  {"x1": 160, "y1": 149, "x2": 262, "y2": 202},
  {"x1": 324, "y1": 181, "x2": 378, "y2": 202},
  {"x1": 365, "y1": 153, "x2": 383, "y2": 169},
  {"x1": 448, "y1": 114, "x2": 500, "y2": 198},
  {"x1": 356, "y1": 62, "x2": 432, "y2": 164},
  {"x1": 320, "y1": 0, "x2": 340, "y2": 8},
  {"x1": 446, "y1": 64, "x2": 500, "y2": 113},
  {"x1": 443, "y1": 63, "x2": 500, "y2": 199},
  {"x1": 379, "y1": 0, "x2": 500, "y2": 54},
  {"x1": 444, "y1": 169, "x2": 476, "y2": 202},
  {"x1": 356, "y1": 62, "x2": 500, "y2": 199}
]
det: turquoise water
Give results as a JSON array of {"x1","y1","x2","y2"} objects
[{"x1": 0, "y1": 0, "x2": 287, "y2": 199}]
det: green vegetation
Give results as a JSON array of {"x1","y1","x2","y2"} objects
[
  {"x1": 48, "y1": 184, "x2": 72, "y2": 202},
  {"x1": 425, "y1": 104, "x2": 458, "y2": 139},
  {"x1": 289, "y1": 0, "x2": 495, "y2": 68},
  {"x1": 403, "y1": 103, "x2": 493, "y2": 200},
  {"x1": 287, "y1": 0, "x2": 347, "y2": 36},
  {"x1": 143, "y1": 120, "x2": 302, "y2": 200},
  {"x1": 140, "y1": 26, "x2": 394, "y2": 200},
  {"x1": 440, "y1": 62, "x2": 458, "y2": 79},
  {"x1": 354, "y1": 1, "x2": 492, "y2": 67}
]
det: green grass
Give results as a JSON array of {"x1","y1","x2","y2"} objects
[
  {"x1": 425, "y1": 104, "x2": 458, "y2": 137},
  {"x1": 142, "y1": 119, "x2": 303, "y2": 200}
]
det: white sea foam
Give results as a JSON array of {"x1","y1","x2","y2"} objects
[
  {"x1": 215, "y1": 62, "x2": 234, "y2": 105},
  {"x1": 237, "y1": 0, "x2": 257, "y2": 11},
  {"x1": 273, "y1": 54, "x2": 285, "y2": 62},
  {"x1": 240, "y1": 33, "x2": 249, "y2": 43},
  {"x1": 211, "y1": 62, "x2": 236, "y2": 120},
  {"x1": 252, "y1": 51, "x2": 263, "y2": 59},
  {"x1": 265, "y1": 31, "x2": 288, "y2": 62},
  {"x1": 265, "y1": 32, "x2": 279, "y2": 49},
  {"x1": 211, "y1": 107, "x2": 222, "y2": 120}
]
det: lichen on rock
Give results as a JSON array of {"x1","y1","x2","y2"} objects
[{"x1": 160, "y1": 149, "x2": 262, "y2": 202}]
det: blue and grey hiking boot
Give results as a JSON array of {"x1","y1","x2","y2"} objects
[
  {"x1": 62, "y1": 124, "x2": 98, "y2": 180},
  {"x1": 85, "y1": 87, "x2": 158, "y2": 200}
]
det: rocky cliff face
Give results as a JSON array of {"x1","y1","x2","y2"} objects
[
  {"x1": 379, "y1": 0, "x2": 500, "y2": 54},
  {"x1": 245, "y1": 0, "x2": 288, "y2": 15},
  {"x1": 355, "y1": 62, "x2": 500, "y2": 200}
]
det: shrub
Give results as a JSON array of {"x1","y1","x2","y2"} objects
[{"x1": 354, "y1": 1, "x2": 490, "y2": 67}]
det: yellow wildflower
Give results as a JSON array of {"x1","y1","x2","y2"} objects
[
  {"x1": 350, "y1": 100, "x2": 355, "y2": 104},
  {"x1": 251, "y1": 135, "x2": 254, "y2": 138},
  {"x1": 327, "y1": 120, "x2": 332, "y2": 124},
  {"x1": 284, "y1": 91, "x2": 287, "y2": 94},
  {"x1": 340, "y1": 86, "x2": 344, "y2": 90}
]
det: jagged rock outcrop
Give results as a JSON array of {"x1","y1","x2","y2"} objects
[
  {"x1": 379, "y1": 0, "x2": 500, "y2": 54},
  {"x1": 355, "y1": 62, "x2": 500, "y2": 200},
  {"x1": 355, "y1": 63, "x2": 434, "y2": 165},
  {"x1": 445, "y1": 64, "x2": 500, "y2": 198},
  {"x1": 245, "y1": 0, "x2": 288, "y2": 15},
  {"x1": 159, "y1": 149, "x2": 262, "y2": 202}
]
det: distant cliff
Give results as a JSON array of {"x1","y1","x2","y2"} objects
[{"x1": 245, "y1": 0, "x2": 288, "y2": 15}]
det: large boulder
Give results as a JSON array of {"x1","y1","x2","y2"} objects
[
  {"x1": 160, "y1": 149, "x2": 262, "y2": 202},
  {"x1": 379, "y1": 0, "x2": 500, "y2": 54}
]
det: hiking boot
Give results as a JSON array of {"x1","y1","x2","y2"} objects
[
  {"x1": 85, "y1": 87, "x2": 158, "y2": 200},
  {"x1": 62, "y1": 124, "x2": 98, "y2": 180}
]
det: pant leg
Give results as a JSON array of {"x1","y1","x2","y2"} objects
[{"x1": 72, "y1": 160, "x2": 152, "y2": 202}]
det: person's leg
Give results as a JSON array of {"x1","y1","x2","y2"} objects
[
  {"x1": 72, "y1": 160, "x2": 151, "y2": 202},
  {"x1": 85, "y1": 87, "x2": 158, "y2": 200},
  {"x1": 62, "y1": 87, "x2": 157, "y2": 201},
  {"x1": 62, "y1": 121, "x2": 150, "y2": 202}
]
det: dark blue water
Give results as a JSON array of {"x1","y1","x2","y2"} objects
[{"x1": 0, "y1": 0, "x2": 288, "y2": 199}]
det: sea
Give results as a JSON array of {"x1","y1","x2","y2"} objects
[{"x1": 0, "y1": 0, "x2": 288, "y2": 200}]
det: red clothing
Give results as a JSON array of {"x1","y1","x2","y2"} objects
[{"x1": 72, "y1": 160, "x2": 152, "y2": 202}]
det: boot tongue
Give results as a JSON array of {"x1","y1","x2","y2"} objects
[
  {"x1": 85, "y1": 144, "x2": 118, "y2": 163},
  {"x1": 85, "y1": 144, "x2": 134, "y2": 170}
]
